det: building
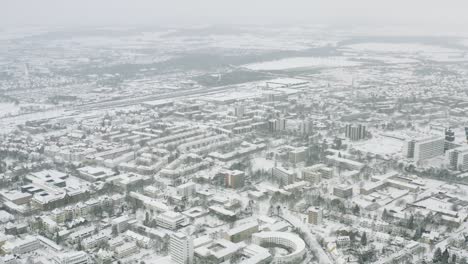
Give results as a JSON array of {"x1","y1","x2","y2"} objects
[
  {"x1": 325, "y1": 155, "x2": 364, "y2": 170},
  {"x1": 170, "y1": 232, "x2": 194, "y2": 264},
  {"x1": 223, "y1": 170, "x2": 245, "y2": 189},
  {"x1": 28, "y1": 170, "x2": 68, "y2": 187},
  {"x1": 251, "y1": 232, "x2": 305, "y2": 264},
  {"x1": 288, "y1": 147, "x2": 308, "y2": 165},
  {"x1": 336, "y1": 236, "x2": 351, "y2": 248},
  {"x1": 405, "y1": 136, "x2": 445, "y2": 161},
  {"x1": 240, "y1": 244, "x2": 272, "y2": 264},
  {"x1": 2, "y1": 236, "x2": 41, "y2": 255},
  {"x1": 0, "y1": 190, "x2": 32, "y2": 205},
  {"x1": 271, "y1": 167, "x2": 295, "y2": 185},
  {"x1": 77, "y1": 166, "x2": 115, "y2": 182},
  {"x1": 301, "y1": 168, "x2": 321, "y2": 184},
  {"x1": 176, "y1": 182, "x2": 197, "y2": 197},
  {"x1": 53, "y1": 251, "x2": 90, "y2": 264},
  {"x1": 268, "y1": 118, "x2": 287, "y2": 132},
  {"x1": 194, "y1": 239, "x2": 241, "y2": 263},
  {"x1": 105, "y1": 173, "x2": 149, "y2": 192},
  {"x1": 333, "y1": 185, "x2": 353, "y2": 199},
  {"x1": 156, "y1": 211, "x2": 186, "y2": 230},
  {"x1": 298, "y1": 120, "x2": 314, "y2": 135},
  {"x1": 111, "y1": 215, "x2": 132, "y2": 233},
  {"x1": 81, "y1": 233, "x2": 109, "y2": 250},
  {"x1": 308, "y1": 207, "x2": 323, "y2": 225},
  {"x1": 115, "y1": 242, "x2": 139, "y2": 259},
  {"x1": 69, "y1": 226, "x2": 95, "y2": 243},
  {"x1": 224, "y1": 222, "x2": 259, "y2": 243},
  {"x1": 302, "y1": 164, "x2": 333, "y2": 180},
  {"x1": 234, "y1": 104, "x2": 245, "y2": 117},
  {"x1": 345, "y1": 124, "x2": 367, "y2": 141},
  {"x1": 263, "y1": 92, "x2": 288, "y2": 102},
  {"x1": 446, "y1": 146, "x2": 468, "y2": 171}
]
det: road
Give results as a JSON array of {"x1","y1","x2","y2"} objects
[{"x1": 280, "y1": 211, "x2": 333, "y2": 264}]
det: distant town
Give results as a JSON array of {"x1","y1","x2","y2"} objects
[{"x1": 1, "y1": 25, "x2": 468, "y2": 264}]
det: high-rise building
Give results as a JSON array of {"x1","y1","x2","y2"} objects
[
  {"x1": 405, "y1": 136, "x2": 445, "y2": 161},
  {"x1": 271, "y1": 167, "x2": 295, "y2": 185},
  {"x1": 333, "y1": 184, "x2": 353, "y2": 199},
  {"x1": 223, "y1": 170, "x2": 245, "y2": 189},
  {"x1": 298, "y1": 120, "x2": 314, "y2": 135},
  {"x1": 234, "y1": 105, "x2": 245, "y2": 117},
  {"x1": 176, "y1": 182, "x2": 196, "y2": 197},
  {"x1": 445, "y1": 128, "x2": 455, "y2": 142},
  {"x1": 345, "y1": 124, "x2": 367, "y2": 141},
  {"x1": 308, "y1": 207, "x2": 322, "y2": 225},
  {"x1": 269, "y1": 118, "x2": 287, "y2": 132},
  {"x1": 170, "y1": 232, "x2": 194, "y2": 264},
  {"x1": 446, "y1": 146, "x2": 468, "y2": 171},
  {"x1": 288, "y1": 147, "x2": 308, "y2": 165},
  {"x1": 301, "y1": 168, "x2": 322, "y2": 184},
  {"x1": 224, "y1": 222, "x2": 259, "y2": 243}
]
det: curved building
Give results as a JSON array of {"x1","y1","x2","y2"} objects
[{"x1": 252, "y1": 232, "x2": 306, "y2": 263}]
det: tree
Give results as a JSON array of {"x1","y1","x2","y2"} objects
[
  {"x1": 451, "y1": 254, "x2": 457, "y2": 264},
  {"x1": 144, "y1": 212, "x2": 150, "y2": 226},
  {"x1": 112, "y1": 225, "x2": 118, "y2": 235},
  {"x1": 433, "y1": 247, "x2": 442, "y2": 263},
  {"x1": 442, "y1": 248, "x2": 450, "y2": 263},
  {"x1": 268, "y1": 205, "x2": 274, "y2": 216},
  {"x1": 77, "y1": 238, "x2": 83, "y2": 251},
  {"x1": 54, "y1": 230, "x2": 60, "y2": 244},
  {"x1": 150, "y1": 219, "x2": 157, "y2": 228},
  {"x1": 408, "y1": 214, "x2": 414, "y2": 229},
  {"x1": 353, "y1": 205, "x2": 360, "y2": 216},
  {"x1": 382, "y1": 209, "x2": 389, "y2": 221},
  {"x1": 413, "y1": 226, "x2": 423, "y2": 240},
  {"x1": 361, "y1": 232, "x2": 367, "y2": 246}
]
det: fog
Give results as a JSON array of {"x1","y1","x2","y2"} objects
[{"x1": 2, "y1": 0, "x2": 468, "y2": 30}]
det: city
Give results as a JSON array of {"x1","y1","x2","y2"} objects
[{"x1": 1, "y1": 1, "x2": 468, "y2": 264}]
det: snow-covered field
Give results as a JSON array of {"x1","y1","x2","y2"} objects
[
  {"x1": 345, "y1": 43, "x2": 455, "y2": 53},
  {"x1": 355, "y1": 55, "x2": 419, "y2": 64},
  {"x1": 243, "y1": 56, "x2": 361, "y2": 70},
  {"x1": 459, "y1": 39, "x2": 468, "y2": 48},
  {"x1": 0, "y1": 103, "x2": 20, "y2": 117},
  {"x1": 343, "y1": 42, "x2": 468, "y2": 62},
  {"x1": 207, "y1": 34, "x2": 313, "y2": 51},
  {"x1": 351, "y1": 133, "x2": 404, "y2": 157}
]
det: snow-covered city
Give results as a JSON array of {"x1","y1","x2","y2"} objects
[{"x1": 1, "y1": 1, "x2": 468, "y2": 264}]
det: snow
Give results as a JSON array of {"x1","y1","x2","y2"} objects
[
  {"x1": 345, "y1": 43, "x2": 456, "y2": 53},
  {"x1": 0, "y1": 103, "x2": 20, "y2": 117},
  {"x1": 243, "y1": 57, "x2": 361, "y2": 70},
  {"x1": 343, "y1": 42, "x2": 468, "y2": 62},
  {"x1": 351, "y1": 133, "x2": 404, "y2": 157},
  {"x1": 251, "y1": 157, "x2": 275, "y2": 172}
]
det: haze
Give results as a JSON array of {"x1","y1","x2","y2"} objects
[{"x1": 2, "y1": 0, "x2": 468, "y2": 30}]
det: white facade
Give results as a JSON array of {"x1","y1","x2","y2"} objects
[
  {"x1": 2, "y1": 236, "x2": 41, "y2": 255},
  {"x1": 156, "y1": 211, "x2": 186, "y2": 230},
  {"x1": 53, "y1": 251, "x2": 90, "y2": 264},
  {"x1": 170, "y1": 232, "x2": 194, "y2": 264},
  {"x1": 252, "y1": 232, "x2": 305, "y2": 264},
  {"x1": 446, "y1": 146, "x2": 468, "y2": 171},
  {"x1": 406, "y1": 136, "x2": 445, "y2": 161}
]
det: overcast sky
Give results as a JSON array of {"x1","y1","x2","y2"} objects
[{"x1": 2, "y1": 0, "x2": 468, "y2": 30}]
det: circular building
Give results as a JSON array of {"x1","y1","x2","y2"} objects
[{"x1": 252, "y1": 231, "x2": 306, "y2": 263}]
